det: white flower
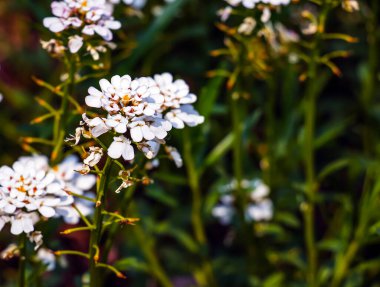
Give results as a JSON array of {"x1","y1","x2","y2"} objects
[
  {"x1": 218, "y1": 6, "x2": 233, "y2": 22},
  {"x1": 108, "y1": 136, "x2": 135, "y2": 160},
  {"x1": 43, "y1": 0, "x2": 121, "y2": 42},
  {"x1": 40, "y1": 39, "x2": 66, "y2": 56},
  {"x1": 10, "y1": 212, "x2": 36, "y2": 235},
  {"x1": 342, "y1": 0, "x2": 359, "y2": 12},
  {"x1": 165, "y1": 105, "x2": 204, "y2": 129},
  {"x1": 0, "y1": 155, "x2": 95, "y2": 234},
  {"x1": 154, "y1": 73, "x2": 197, "y2": 109},
  {"x1": 37, "y1": 248, "x2": 56, "y2": 271},
  {"x1": 238, "y1": 17, "x2": 256, "y2": 35},
  {"x1": 27, "y1": 231, "x2": 44, "y2": 250},
  {"x1": 1, "y1": 244, "x2": 19, "y2": 260},
  {"x1": 250, "y1": 179, "x2": 270, "y2": 201},
  {"x1": 53, "y1": 155, "x2": 96, "y2": 224},
  {"x1": 138, "y1": 140, "x2": 161, "y2": 159},
  {"x1": 165, "y1": 146, "x2": 183, "y2": 168},
  {"x1": 261, "y1": 7, "x2": 271, "y2": 23},
  {"x1": 83, "y1": 147, "x2": 104, "y2": 167},
  {"x1": 68, "y1": 35, "x2": 84, "y2": 53},
  {"x1": 82, "y1": 114, "x2": 110, "y2": 137},
  {"x1": 246, "y1": 199, "x2": 273, "y2": 221},
  {"x1": 212, "y1": 205, "x2": 234, "y2": 225}
]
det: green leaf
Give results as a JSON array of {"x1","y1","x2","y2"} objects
[
  {"x1": 314, "y1": 119, "x2": 351, "y2": 149},
  {"x1": 123, "y1": 0, "x2": 190, "y2": 72},
  {"x1": 318, "y1": 159, "x2": 350, "y2": 181},
  {"x1": 263, "y1": 273, "x2": 284, "y2": 287},
  {"x1": 197, "y1": 62, "x2": 228, "y2": 120},
  {"x1": 145, "y1": 186, "x2": 178, "y2": 207},
  {"x1": 114, "y1": 257, "x2": 149, "y2": 272},
  {"x1": 275, "y1": 212, "x2": 300, "y2": 228}
]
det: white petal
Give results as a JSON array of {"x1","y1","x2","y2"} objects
[
  {"x1": 107, "y1": 141, "x2": 124, "y2": 159},
  {"x1": 130, "y1": 126, "x2": 143, "y2": 142}
]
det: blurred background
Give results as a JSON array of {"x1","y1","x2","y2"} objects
[{"x1": 1, "y1": 0, "x2": 380, "y2": 286}]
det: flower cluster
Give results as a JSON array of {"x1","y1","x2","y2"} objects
[
  {"x1": 212, "y1": 179, "x2": 273, "y2": 225},
  {"x1": 226, "y1": 0, "x2": 290, "y2": 9},
  {"x1": 42, "y1": 0, "x2": 121, "y2": 58},
  {"x1": 0, "y1": 155, "x2": 95, "y2": 238},
  {"x1": 70, "y1": 73, "x2": 204, "y2": 172}
]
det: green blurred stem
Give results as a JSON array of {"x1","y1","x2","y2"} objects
[
  {"x1": 51, "y1": 56, "x2": 76, "y2": 165},
  {"x1": 361, "y1": 0, "x2": 378, "y2": 155},
  {"x1": 265, "y1": 76, "x2": 276, "y2": 188},
  {"x1": 18, "y1": 233, "x2": 27, "y2": 287},
  {"x1": 132, "y1": 222, "x2": 173, "y2": 287},
  {"x1": 302, "y1": 5, "x2": 331, "y2": 286},
  {"x1": 303, "y1": 56, "x2": 318, "y2": 287},
  {"x1": 183, "y1": 129, "x2": 217, "y2": 287},
  {"x1": 89, "y1": 157, "x2": 112, "y2": 287},
  {"x1": 101, "y1": 186, "x2": 136, "y2": 263}
]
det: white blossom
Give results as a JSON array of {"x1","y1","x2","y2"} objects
[
  {"x1": 37, "y1": 248, "x2": 56, "y2": 271},
  {"x1": 68, "y1": 35, "x2": 84, "y2": 53},
  {"x1": 43, "y1": 0, "x2": 121, "y2": 41},
  {"x1": 108, "y1": 136, "x2": 135, "y2": 160},
  {"x1": 83, "y1": 147, "x2": 104, "y2": 167},
  {"x1": 0, "y1": 155, "x2": 95, "y2": 234}
]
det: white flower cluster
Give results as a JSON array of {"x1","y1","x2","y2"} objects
[
  {"x1": 108, "y1": 0, "x2": 147, "y2": 9},
  {"x1": 42, "y1": 0, "x2": 121, "y2": 58},
  {"x1": 219, "y1": 0, "x2": 291, "y2": 24},
  {"x1": 226, "y1": 0, "x2": 290, "y2": 9},
  {"x1": 72, "y1": 73, "x2": 204, "y2": 170},
  {"x1": 212, "y1": 179, "x2": 273, "y2": 225},
  {"x1": 0, "y1": 155, "x2": 95, "y2": 238}
]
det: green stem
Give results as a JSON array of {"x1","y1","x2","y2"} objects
[
  {"x1": 183, "y1": 129, "x2": 217, "y2": 287},
  {"x1": 302, "y1": 5, "x2": 332, "y2": 286},
  {"x1": 265, "y1": 76, "x2": 276, "y2": 188},
  {"x1": 88, "y1": 157, "x2": 112, "y2": 287},
  {"x1": 361, "y1": 0, "x2": 378, "y2": 155},
  {"x1": 51, "y1": 56, "x2": 76, "y2": 165},
  {"x1": 18, "y1": 233, "x2": 27, "y2": 287},
  {"x1": 101, "y1": 186, "x2": 136, "y2": 263},
  {"x1": 133, "y1": 219, "x2": 173, "y2": 287},
  {"x1": 303, "y1": 57, "x2": 318, "y2": 287}
]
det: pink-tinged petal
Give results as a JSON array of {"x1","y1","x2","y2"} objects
[
  {"x1": 68, "y1": 36, "x2": 83, "y2": 53},
  {"x1": 82, "y1": 25, "x2": 95, "y2": 35},
  {"x1": 43, "y1": 17, "x2": 66, "y2": 33},
  {"x1": 130, "y1": 126, "x2": 143, "y2": 142},
  {"x1": 94, "y1": 26, "x2": 112, "y2": 41},
  {"x1": 106, "y1": 20, "x2": 121, "y2": 30},
  {"x1": 107, "y1": 141, "x2": 124, "y2": 159}
]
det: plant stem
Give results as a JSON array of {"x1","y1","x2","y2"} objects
[
  {"x1": 303, "y1": 56, "x2": 318, "y2": 287},
  {"x1": 18, "y1": 233, "x2": 27, "y2": 287},
  {"x1": 361, "y1": 0, "x2": 378, "y2": 155},
  {"x1": 132, "y1": 219, "x2": 173, "y2": 287},
  {"x1": 183, "y1": 129, "x2": 217, "y2": 287},
  {"x1": 265, "y1": 76, "x2": 276, "y2": 189},
  {"x1": 301, "y1": 5, "x2": 332, "y2": 285},
  {"x1": 51, "y1": 56, "x2": 76, "y2": 165},
  {"x1": 88, "y1": 157, "x2": 112, "y2": 287}
]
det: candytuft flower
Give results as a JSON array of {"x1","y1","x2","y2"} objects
[{"x1": 74, "y1": 72, "x2": 203, "y2": 169}]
